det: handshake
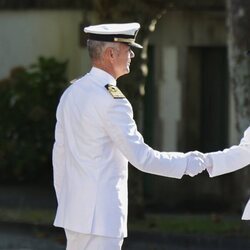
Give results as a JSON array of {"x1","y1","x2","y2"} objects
[{"x1": 184, "y1": 151, "x2": 212, "y2": 177}]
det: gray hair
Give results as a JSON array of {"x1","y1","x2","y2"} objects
[{"x1": 87, "y1": 40, "x2": 119, "y2": 60}]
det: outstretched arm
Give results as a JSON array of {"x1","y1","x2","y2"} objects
[
  {"x1": 204, "y1": 127, "x2": 250, "y2": 177},
  {"x1": 103, "y1": 96, "x2": 206, "y2": 178}
]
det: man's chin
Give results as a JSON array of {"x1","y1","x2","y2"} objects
[{"x1": 118, "y1": 68, "x2": 130, "y2": 78}]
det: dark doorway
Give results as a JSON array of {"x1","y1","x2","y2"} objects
[{"x1": 183, "y1": 47, "x2": 229, "y2": 152}]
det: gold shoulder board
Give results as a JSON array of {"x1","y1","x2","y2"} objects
[{"x1": 105, "y1": 84, "x2": 125, "y2": 99}]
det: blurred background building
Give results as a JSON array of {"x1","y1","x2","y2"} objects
[{"x1": 0, "y1": 0, "x2": 249, "y2": 216}]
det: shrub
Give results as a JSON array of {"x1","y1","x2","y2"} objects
[{"x1": 0, "y1": 57, "x2": 68, "y2": 184}]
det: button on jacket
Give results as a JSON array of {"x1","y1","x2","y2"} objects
[
  {"x1": 207, "y1": 126, "x2": 250, "y2": 219},
  {"x1": 52, "y1": 67, "x2": 188, "y2": 238}
]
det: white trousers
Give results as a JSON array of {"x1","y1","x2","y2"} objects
[{"x1": 65, "y1": 229, "x2": 124, "y2": 250}]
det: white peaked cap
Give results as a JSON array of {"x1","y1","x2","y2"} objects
[{"x1": 84, "y1": 22, "x2": 143, "y2": 49}]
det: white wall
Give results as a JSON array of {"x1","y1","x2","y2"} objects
[
  {"x1": 0, "y1": 10, "x2": 90, "y2": 81},
  {"x1": 158, "y1": 46, "x2": 182, "y2": 151}
]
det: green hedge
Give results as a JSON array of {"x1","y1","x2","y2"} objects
[{"x1": 0, "y1": 57, "x2": 68, "y2": 184}]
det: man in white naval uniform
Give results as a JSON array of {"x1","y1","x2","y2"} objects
[
  {"x1": 52, "y1": 22, "x2": 206, "y2": 250},
  {"x1": 204, "y1": 126, "x2": 250, "y2": 220}
]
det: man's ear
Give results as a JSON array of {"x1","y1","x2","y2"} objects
[{"x1": 104, "y1": 47, "x2": 115, "y2": 60}]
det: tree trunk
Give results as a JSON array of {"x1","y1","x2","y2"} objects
[{"x1": 227, "y1": 0, "x2": 250, "y2": 205}]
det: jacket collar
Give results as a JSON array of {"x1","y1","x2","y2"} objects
[{"x1": 88, "y1": 67, "x2": 117, "y2": 86}]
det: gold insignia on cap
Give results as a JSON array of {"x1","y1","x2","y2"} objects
[
  {"x1": 114, "y1": 38, "x2": 135, "y2": 43},
  {"x1": 105, "y1": 84, "x2": 125, "y2": 99}
]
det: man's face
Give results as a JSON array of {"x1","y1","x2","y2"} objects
[{"x1": 112, "y1": 43, "x2": 135, "y2": 78}]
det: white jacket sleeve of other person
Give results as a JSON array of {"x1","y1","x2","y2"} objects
[{"x1": 207, "y1": 126, "x2": 250, "y2": 219}]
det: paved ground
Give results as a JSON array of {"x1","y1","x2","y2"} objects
[
  {"x1": 1, "y1": 186, "x2": 250, "y2": 249},
  {"x1": 0, "y1": 223, "x2": 64, "y2": 250},
  {"x1": 1, "y1": 223, "x2": 250, "y2": 250},
  {"x1": 124, "y1": 232, "x2": 250, "y2": 250}
]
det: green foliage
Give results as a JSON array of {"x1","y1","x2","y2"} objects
[
  {"x1": 0, "y1": 207, "x2": 54, "y2": 225},
  {"x1": 0, "y1": 57, "x2": 68, "y2": 183},
  {"x1": 130, "y1": 214, "x2": 247, "y2": 236}
]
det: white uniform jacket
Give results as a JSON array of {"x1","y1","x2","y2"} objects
[
  {"x1": 207, "y1": 126, "x2": 250, "y2": 219},
  {"x1": 52, "y1": 67, "x2": 188, "y2": 238}
]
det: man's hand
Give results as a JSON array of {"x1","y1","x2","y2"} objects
[{"x1": 185, "y1": 151, "x2": 206, "y2": 177}]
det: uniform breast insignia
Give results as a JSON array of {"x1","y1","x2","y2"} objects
[{"x1": 105, "y1": 84, "x2": 125, "y2": 99}]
